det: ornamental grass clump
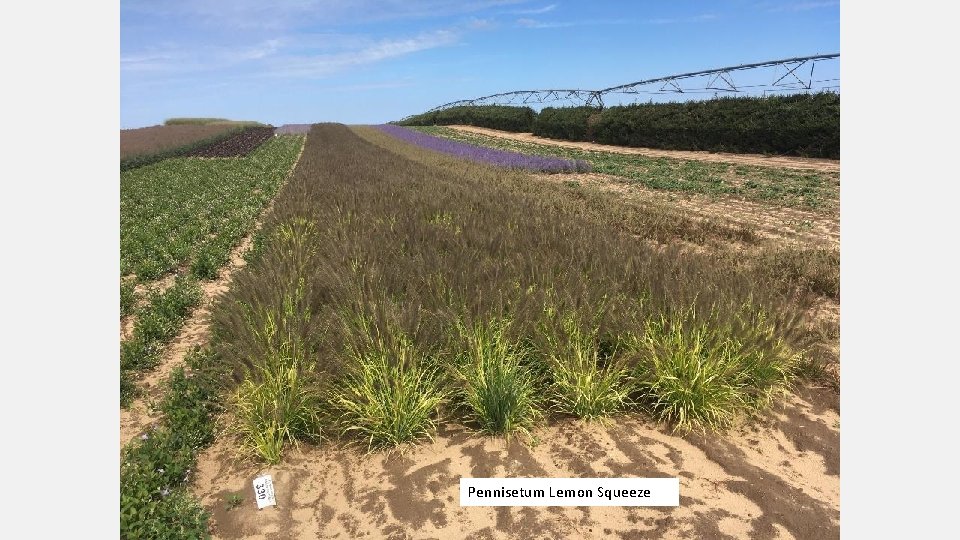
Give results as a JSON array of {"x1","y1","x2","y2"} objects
[
  {"x1": 452, "y1": 318, "x2": 543, "y2": 440},
  {"x1": 232, "y1": 342, "x2": 323, "y2": 464},
  {"x1": 538, "y1": 310, "x2": 633, "y2": 421},
  {"x1": 628, "y1": 303, "x2": 801, "y2": 432},
  {"x1": 231, "y1": 284, "x2": 324, "y2": 464},
  {"x1": 330, "y1": 314, "x2": 446, "y2": 451}
]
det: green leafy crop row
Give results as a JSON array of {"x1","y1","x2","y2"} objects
[
  {"x1": 120, "y1": 135, "x2": 304, "y2": 282},
  {"x1": 120, "y1": 277, "x2": 202, "y2": 406},
  {"x1": 120, "y1": 348, "x2": 222, "y2": 539}
]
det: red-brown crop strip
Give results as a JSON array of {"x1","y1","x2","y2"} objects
[
  {"x1": 185, "y1": 126, "x2": 277, "y2": 157},
  {"x1": 120, "y1": 124, "x2": 243, "y2": 159}
]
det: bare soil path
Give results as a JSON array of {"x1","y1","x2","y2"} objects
[{"x1": 449, "y1": 125, "x2": 841, "y2": 173}]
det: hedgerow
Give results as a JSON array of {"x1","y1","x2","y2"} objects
[
  {"x1": 533, "y1": 106, "x2": 599, "y2": 141},
  {"x1": 401, "y1": 93, "x2": 840, "y2": 158},
  {"x1": 397, "y1": 105, "x2": 535, "y2": 132}
]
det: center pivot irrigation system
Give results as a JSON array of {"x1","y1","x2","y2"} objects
[{"x1": 421, "y1": 53, "x2": 839, "y2": 114}]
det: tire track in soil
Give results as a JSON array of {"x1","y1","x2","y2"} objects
[
  {"x1": 119, "y1": 136, "x2": 307, "y2": 450},
  {"x1": 449, "y1": 125, "x2": 841, "y2": 173}
]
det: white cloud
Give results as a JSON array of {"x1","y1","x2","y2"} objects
[
  {"x1": 509, "y1": 4, "x2": 557, "y2": 15},
  {"x1": 764, "y1": 1, "x2": 839, "y2": 12},
  {"x1": 515, "y1": 16, "x2": 647, "y2": 29},
  {"x1": 226, "y1": 39, "x2": 283, "y2": 62},
  {"x1": 120, "y1": 38, "x2": 285, "y2": 73},
  {"x1": 314, "y1": 80, "x2": 417, "y2": 92},
  {"x1": 515, "y1": 17, "x2": 574, "y2": 29},
  {"x1": 122, "y1": 0, "x2": 529, "y2": 30},
  {"x1": 266, "y1": 30, "x2": 461, "y2": 78},
  {"x1": 645, "y1": 13, "x2": 717, "y2": 25},
  {"x1": 467, "y1": 17, "x2": 497, "y2": 30}
]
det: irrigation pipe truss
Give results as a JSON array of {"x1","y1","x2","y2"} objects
[{"x1": 421, "y1": 53, "x2": 839, "y2": 114}]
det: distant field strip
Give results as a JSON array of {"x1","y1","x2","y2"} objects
[
  {"x1": 120, "y1": 124, "x2": 242, "y2": 159},
  {"x1": 413, "y1": 125, "x2": 839, "y2": 211},
  {"x1": 185, "y1": 126, "x2": 277, "y2": 158},
  {"x1": 377, "y1": 124, "x2": 591, "y2": 172},
  {"x1": 120, "y1": 135, "x2": 304, "y2": 281}
]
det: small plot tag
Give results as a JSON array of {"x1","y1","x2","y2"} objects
[{"x1": 252, "y1": 475, "x2": 277, "y2": 509}]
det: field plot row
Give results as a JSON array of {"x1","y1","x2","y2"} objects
[
  {"x1": 120, "y1": 134, "x2": 305, "y2": 407},
  {"x1": 411, "y1": 125, "x2": 840, "y2": 211},
  {"x1": 120, "y1": 122, "x2": 266, "y2": 171},
  {"x1": 120, "y1": 135, "x2": 303, "y2": 282},
  {"x1": 121, "y1": 124, "x2": 241, "y2": 159},
  {"x1": 376, "y1": 124, "x2": 591, "y2": 172},
  {"x1": 185, "y1": 126, "x2": 277, "y2": 157}
]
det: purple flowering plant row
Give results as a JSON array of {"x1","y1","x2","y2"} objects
[{"x1": 377, "y1": 124, "x2": 591, "y2": 173}]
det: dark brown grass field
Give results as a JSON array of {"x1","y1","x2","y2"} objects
[{"x1": 185, "y1": 124, "x2": 839, "y2": 539}]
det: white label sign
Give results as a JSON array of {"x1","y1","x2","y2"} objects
[
  {"x1": 460, "y1": 477, "x2": 679, "y2": 506},
  {"x1": 252, "y1": 475, "x2": 277, "y2": 509}
]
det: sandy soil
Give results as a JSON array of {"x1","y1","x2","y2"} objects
[
  {"x1": 120, "y1": 138, "x2": 306, "y2": 449},
  {"x1": 448, "y1": 125, "x2": 840, "y2": 174},
  {"x1": 192, "y1": 386, "x2": 838, "y2": 539}
]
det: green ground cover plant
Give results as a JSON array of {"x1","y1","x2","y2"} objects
[
  {"x1": 120, "y1": 277, "x2": 202, "y2": 406},
  {"x1": 121, "y1": 280, "x2": 137, "y2": 318},
  {"x1": 412, "y1": 125, "x2": 839, "y2": 211},
  {"x1": 120, "y1": 348, "x2": 221, "y2": 539},
  {"x1": 452, "y1": 318, "x2": 543, "y2": 439},
  {"x1": 120, "y1": 135, "x2": 304, "y2": 281}
]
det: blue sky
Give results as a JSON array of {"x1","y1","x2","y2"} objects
[{"x1": 120, "y1": 0, "x2": 840, "y2": 128}]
